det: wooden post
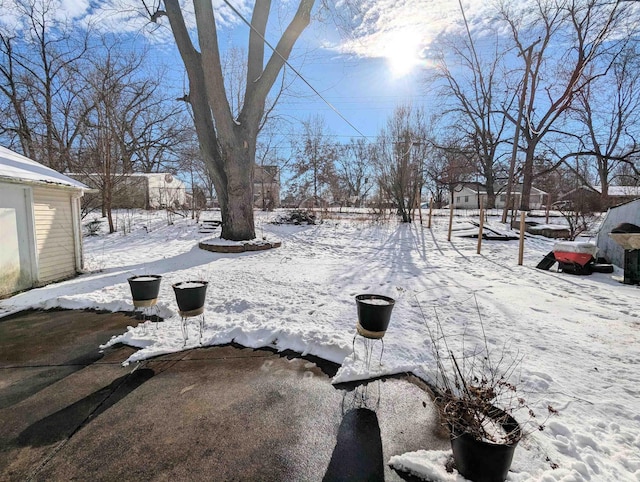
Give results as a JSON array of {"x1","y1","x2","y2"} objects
[
  {"x1": 447, "y1": 202, "x2": 454, "y2": 241},
  {"x1": 477, "y1": 205, "x2": 484, "y2": 255},
  {"x1": 427, "y1": 198, "x2": 433, "y2": 229},
  {"x1": 518, "y1": 211, "x2": 526, "y2": 266}
]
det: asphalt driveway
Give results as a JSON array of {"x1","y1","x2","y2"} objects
[{"x1": 0, "y1": 309, "x2": 449, "y2": 481}]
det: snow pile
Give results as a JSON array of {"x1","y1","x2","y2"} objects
[
  {"x1": 389, "y1": 450, "x2": 459, "y2": 481},
  {"x1": 1, "y1": 209, "x2": 639, "y2": 481}
]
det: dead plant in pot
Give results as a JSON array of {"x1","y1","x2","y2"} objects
[{"x1": 418, "y1": 292, "x2": 555, "y2": 482}]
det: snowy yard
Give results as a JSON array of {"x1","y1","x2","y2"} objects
[{"x1": 1, "y1": 209, "x2": 638, "y2": 481}]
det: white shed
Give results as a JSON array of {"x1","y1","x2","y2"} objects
[
  {"x1": 0, "y1": 146, "x2": 89, "y2": 297},
  {"x1": 595, "y1": 199, "x2": 640, "y2": 268},
  {"x1": 142, "y1": 173, "x2": 186, "y2": 208}
]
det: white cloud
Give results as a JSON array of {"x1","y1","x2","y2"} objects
[
  {"x1": 333, "y1": 0, "x2": 502, "y2": 58},
  {"x1": 59, "y1": 0, "x2": 91, "y2": 19},
  {"x1": 0, "y1": 0, "x2": 92, "y2": 28},
  {"x1": 0, "y1": 0, "x2": 250, "y2": 44}
]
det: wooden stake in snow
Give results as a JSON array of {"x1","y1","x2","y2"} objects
[
  {"x1": 447, "y1": 202, "x2": 454, "y2": 242},
  {"x1": 477, "y1": 205, "x2": 485, "y2": 254},
  {"x1": 545, "y1": 200, "x2": 550, "y2": 225},
  {"x1": 428, "y1": 198, "x2": 433, "y2": 229},
  {"x1": 518, "y1": 211, "x2": 526, "y2": 265}
]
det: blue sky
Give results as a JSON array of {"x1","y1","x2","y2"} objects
[
  {"x1": 13, "y1": 0, "x2": 474, "y2": 139},
  {"x1": 273, "y1": 52, "x2": 429, "y2": 139},
  {"x1": 6, "y1": 0, "x2": 636, "y2": 149},
  {"x1": 0, "y1": 0, "x2": 527, "y2": 142},
  {"x1": 136, "y1": 0, "x2": 447, "y2": 140}
]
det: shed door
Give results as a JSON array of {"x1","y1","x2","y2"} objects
[{"x1": 0, "y1": 185, "x2": 34, "y2": 296}]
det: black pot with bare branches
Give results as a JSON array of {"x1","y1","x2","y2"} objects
[
  {"x1": 419, "y1": 291, "x2": 555, "y2": 482},
  {"x1": 445, "y1": 395, "x2": 522, "y2": 482}
]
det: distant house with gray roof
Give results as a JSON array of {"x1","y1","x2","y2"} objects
[{"x1": 452, "y1": 182, "x2": 547, "y2": 209}]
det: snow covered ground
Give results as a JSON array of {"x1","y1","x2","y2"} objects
[{"x1": 1, "y1": 209, "x2": 638, "y2": 481}]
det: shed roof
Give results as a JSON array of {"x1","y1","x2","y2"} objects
[
  {"x1": 562, "y1": 184, "x2": 640, "y2": 198},
  {"x1": 0, "y1": 145, "x2": 88, "y2": 190},
  {"x1": 596, "y1": 185, "x2": 640, "y2": 197}
]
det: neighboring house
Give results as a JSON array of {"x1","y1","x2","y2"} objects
[
  {"x1": 0, "y1": 146, "x2": 89, "y2": 297},
  {"x1": 452, "y1": 182, "x2": 547, "y2": 210},
  {"x1": 558, "y1": 185, "x2": 640, "y2": 211},
  {"x1": 68, "y1": 172, "x2": 187, "y2": 210},
  {"x1": 595, "y1": 198, "x2": 640, "y2": 268},
  {"x1": 254, "y1": 165, "x2": 280, "y2": 209}
]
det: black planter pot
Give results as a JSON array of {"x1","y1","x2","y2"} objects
[
  {"x1": 450, "y1": 408, "x2": 521, "y2": 482},
  {"x1": 127, "y1": 275, "x2": 162, "y2": 308},
  {"x1": 355, "y1": 294, "x2": 395, "y2": 339},
  {"x1": 172, "y1": 281, "x2": 208, "y2": 317}
]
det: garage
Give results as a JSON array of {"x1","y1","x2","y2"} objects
[{"x1": 0, "y1": 146, "x2": 88, "y2": 297}]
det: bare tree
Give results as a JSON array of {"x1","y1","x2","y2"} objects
[
  {"x1": 431, "y1": 24, "x2": 512, "y2": 209},
  {"x1": 0, "y1": 0, "x2": 91, "y2": 169},
  {"x1": 616, "y1": 159, "x2": 640, "y2": 186},
  {"x1": 176, "y1": 137, "x2": 210, "y2": 219},
  {"x1": 291, "y1": 115, "x2": 337, "y2": 207},
  {"x1": 130, "y1": 100, "x2": 191, "y2": 174},
  {"x1": 75, "y1": 41, "x2": 176, "y2": 232},
  {"x1": 149, "y1": 0, "x2": 314, "y2": 240},
  {"x1": 255, "y1": 123, "x2": 291, "y2": 211},
  {"x1": 425, "y1": 137, "x2": 476, "y2": 208},
  {"x1": 572, "y1": 44, "x2": 640, "y2": 204},
  {"x1": 499, "y1": 0, "x2": 636, "y2": 210},
  {"x1": 556, "y1": 176, "x2": 600, "y2": 240},
  {"x1": 335, "y1": 138, "x2": 375, "y2": 207},
  {"x1": 376, "y1": 105, "x2": 431, "y2": 222}
]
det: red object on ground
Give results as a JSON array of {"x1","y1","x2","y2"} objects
[
  {"x1": 552, "y1": 251, "x2": 594, "y2": 267},
  {"x1": 552, "y1": 241, "x2": 598, "y2": 267}
]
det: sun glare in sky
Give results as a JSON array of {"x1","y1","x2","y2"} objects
[{"x1": 382, "y1": 29, "x2": 423, "y2": 78}]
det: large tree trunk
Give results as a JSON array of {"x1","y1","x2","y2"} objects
[
  {"x1": 483, "y1": 164, "x2": 496, "y2": 209},
  {"x1": 161, "y1": 0, "x2": 313, "y2": 241},
  {"x1": 520, "y1": 142, "x2": 537, "y2": 211},
  {"x1": 217, "y1": 137, "x2": 255, "y2": 240},
  {"x1": 486, "y1": 191, "x2": 496, "y2": 209}
]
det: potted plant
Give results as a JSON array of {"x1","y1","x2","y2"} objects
[
  {"x1": 355, "y1": 294, "x2": 395, "y2": 339},
  {"x1": 127, "y1": 275, "x2": 162, "y2": 308},
  {"x1": 422, "y1": 293, "x2": 555, "y2": 482},
  {"x1": 172, "y1": 280, "x2": 208, "y2": 316},
  {"x1": 440, "y1": 374, "x2": 523, "y2": 482}
]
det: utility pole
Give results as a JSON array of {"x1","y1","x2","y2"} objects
[{"x1": 502, "y1": 39, "x2": 540, "y2": 224}]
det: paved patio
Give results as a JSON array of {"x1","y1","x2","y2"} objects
[{"x1": 0, "y1": 309, "x2": 449, "y2": 481}]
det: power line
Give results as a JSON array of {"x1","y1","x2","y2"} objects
[{"x1": 219, "y1": 0, "x2": 369, "y2": 139}]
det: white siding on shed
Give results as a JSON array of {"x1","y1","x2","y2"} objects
[
  {"x1": 0, "y1": 145, "x2": 87, "y2": 296},
  {"x1": 596, "y1": 199, "x2": 640, "y2": 268},
  {"x1": 32, "y1": 186, "x2": 79, "y2": 283},
  {"x1": 145, "y1": 174, "x2": 186, "y2": 208}
]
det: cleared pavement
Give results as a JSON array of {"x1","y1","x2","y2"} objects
[{"x1": 0, "y1": 309, "x2": 449, "y2": 481}]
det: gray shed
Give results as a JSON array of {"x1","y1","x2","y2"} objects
[
  {"x1": 595, "y1": 198, "x2": 640, "y2": 268},
  {"x1": 0, "y1": 146, "x2": 89, "y2": 297}
]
